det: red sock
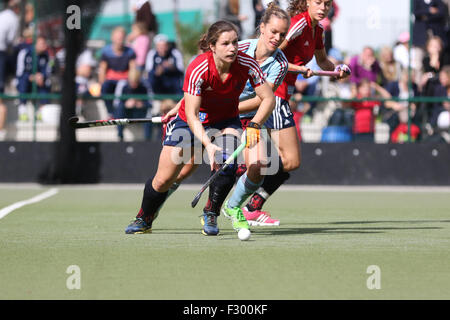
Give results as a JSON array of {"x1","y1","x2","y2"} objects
[{"x1": 246, "y1": 193, "x2": 266, "y2": 212}]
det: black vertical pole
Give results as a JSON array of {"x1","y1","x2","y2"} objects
[{"x1": 39, "y1": 0, "x2": 81, "y2": 183}]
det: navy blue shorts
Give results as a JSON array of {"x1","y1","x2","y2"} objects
[
  {"x1": 163, "y1": 115, "x2": 242, "y2": 148},
  {"x1": 265, "y1": 96, "x2": 296, "y2": 130}
]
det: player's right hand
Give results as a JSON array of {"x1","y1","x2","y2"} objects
[{"x1": 301, "y1": 67, "x2": 314, "y2": 78}]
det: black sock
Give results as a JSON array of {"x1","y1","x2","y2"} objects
[
  {"x1": 246, "y1": 160, "x2": 290, "y2": 211},
  {"x1": 203, "y1": 169, "x2": 236, "y2": 215},
  {"x1": 136, "y1": 178, "x2": 168, "y2": 225}
]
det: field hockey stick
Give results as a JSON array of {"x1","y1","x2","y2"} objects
[
  {"x1": 288, "y1": 70, "x2": 341, "y2": 77},
  {"x1": 68, "y1": 116, "x2": 162, "y2": 129},
  {"x1": 191, "y1": 141, "x2": 247, "y2": 208}
]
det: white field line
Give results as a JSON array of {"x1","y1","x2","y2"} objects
[{"x1": 0, "y1": 188, "x2": 59, "y2": 219}]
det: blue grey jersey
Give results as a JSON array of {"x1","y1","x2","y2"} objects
[{"x1": 238, "y1": 39, "x2": 288, "y2": 118}]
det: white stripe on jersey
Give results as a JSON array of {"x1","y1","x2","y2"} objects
[
  {"x1": 238, "y1": 42, "x2": 250, "y2": 52},
  {"x1": 237, "y1": 54, "x2": 265, "y2": 84},
  {"x1": 187, "y1": 59, "x2": 208, "y2": 95},
  {"x1": 274, "y1": 52, "x2": 289, "y2": 85},
  {"x1": 286, "y1": 18, "x2": 307, "y2": 41},
  {"x1": 237, "y1": 54, "x2": 261, "y2": 71}
]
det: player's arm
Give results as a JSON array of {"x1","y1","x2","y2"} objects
[
  {"x1": 315, "y1": 48, "x2": 351, "y2": 79},
  {"x1": 314, "y1": 47, "x2": 335, "y2": 71},
  {"x1": 238, "y1": 81, "x2": 276, "y2": 114},
  {"x1": 250, "y1": 81, "x2": 275, "y2": 126},
  {"x1": 239, "y1": 53, "x2": 288, "y2": 113}
]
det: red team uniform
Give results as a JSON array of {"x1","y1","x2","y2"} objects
[
  {"x1": 276, "y1": 11, "x2": 325, "y2": 101},
  {"x1": 164, "y1": 50, "x2": 265, "y2": 147},
  {"x1": 178, "y1": 50, "x2": 265, "y2": 125}
]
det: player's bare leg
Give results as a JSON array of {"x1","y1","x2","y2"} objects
[{"x1": 243, "y1": 126, "x2": 301, "y2": 226}]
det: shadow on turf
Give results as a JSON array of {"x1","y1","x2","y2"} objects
[
  {"x1": 251, "y1": 224, "x2": 444, "y2": 236},
  {"x1": 147, "y1": 220, "x2": 448, "y2": 237},
  {"x1": 323, "y1": 220, "x2": 450, "y2": 225}
]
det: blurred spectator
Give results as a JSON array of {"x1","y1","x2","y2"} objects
[
  {"x1": 393, "y1": 31, "x2": 424, "y2": 77},
  {"x1": 98, "y1": 26, "x2": 136, "y2": 118},
  {"x1": 349, "y1": 79, "x2": 391, "y2": 142},
  {"x1": 383, "y1": 70, "x2": 421, "y2": 141},
  {"x1": 321, "y1": 1, "x2": 339, "y2": 53},
  {"x1": 429, "y1": 65, "x2": 450, "y2": 127},
  {"x1": 253, "y1": 0, "x2": 265, "y2": 32},
  {"x1": 145, "y1": 34, "x2": 184, "y2": 96},
  {"x1": 252, "y1": 0, "x2": 279, "y2": 33},
  {"x1": 75, "y1": 49, "x2": 97, "y2": 117},
  {"x1": 0, "y1": 97, "x2": 5, "y2": 139},
  {"x1": 113, "y1": 68, "x2": 152, "y2": 141},
  {"x1": 16, "y1": 36, "x2": 52, "y2": 121},
  {"x1": 127, "y1": 22, "x2": 151, "y2": 72},
  {"x1": 133, "y1": 0, "x2": 158, "y2": 47},
  {"x1": 413, "y1": 0, "x2": 448, "y2": 49},
  {"x1": 420, "y1": 36, "x2": 450, "y2": 95},
  {"x1": 379, "y1": 45, "x2": 402, "y2": 86},
  {"x1": 76, "y1": 49, "x2": 97, "y2": 97},
  {"x1": 219, "y1": 0, "x2": 248, "y2": 39},
  {"x1": 0, "y1": 0, "x2": 20, "y2": 137},
  {"x1": 390, "y1": 109, "x2": 421, "y2": 143},
  {"x1": 423, "y1": 65, "x2": 450, "y2": 142},
  {"x1": 321, "y1": 48, "x2": 354, "y2": 128},
  {"x1": 292, "y1": 57, "x2": 321, "y2": 123},
  {"x1": 0, "y1": 0, "x2": 20, "y2": 92},
  {"x1": 349, "y1": 46, "x2": 381, "y2": 85}
]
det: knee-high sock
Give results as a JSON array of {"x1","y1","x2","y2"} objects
[
  {"x1": 152, "y1": 182, "x2": 180, "y2": 221},
  {"x1": 245, "y1": 161, "x2": 290, "y2": 211},
  {"x1": 227, "y1": 173, "x2": 263, "y2": 209},
  {"x1": 204, "y1": 169, "x2": 236, "y2": 215},
  {"x1": 136, "y1": 178, "x2": 168, "y2": 225}
]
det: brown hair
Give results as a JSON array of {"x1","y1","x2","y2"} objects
[
  {"x1": 287, "y1": 0, "x2": 308, "y2": 17},
  {"x1": 198, "y1": 20, "x2": 239, "y2": 52},
  {"x1": 260, "y1": 1, "x2": 291, "y2": 26}
]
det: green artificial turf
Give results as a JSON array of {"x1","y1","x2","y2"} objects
[{"x1": 1, "y1": 186, "x2": 449, "y2": 300}]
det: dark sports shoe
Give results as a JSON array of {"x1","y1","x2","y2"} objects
[
  {"x1": 200, "y1": 212, "x2": 219, "y2": 236},
  {"x1": 125, "y1": 218, "x2": 152, "y2": 234}
]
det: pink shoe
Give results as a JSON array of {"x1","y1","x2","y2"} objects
[{"x1": 242, "y1": 207, "x2": 280, "y2": 226}]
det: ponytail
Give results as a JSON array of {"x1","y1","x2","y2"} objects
[{"x1": 260, "y1": 1, "x2": 290, "y2": 26}]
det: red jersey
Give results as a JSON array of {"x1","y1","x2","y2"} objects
[
  {"x1": 178, "y1": 50, "x2": 265, "y2": 125},
  {"x1": 275, "y1": 11, "x2": 325, "y2": 101}
]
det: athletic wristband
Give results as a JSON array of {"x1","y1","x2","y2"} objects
[{"x1": 247, "y1": 122, "x2": 261, "y2": 129}]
